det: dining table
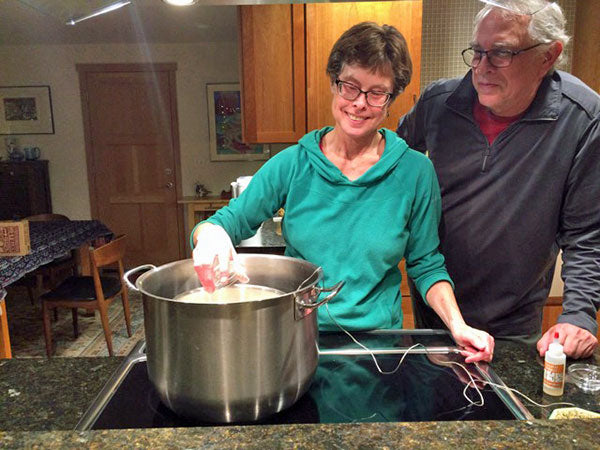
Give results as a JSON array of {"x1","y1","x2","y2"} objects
[{"x1": 0, "y1": 219, "x2": 113, "y2": 358}]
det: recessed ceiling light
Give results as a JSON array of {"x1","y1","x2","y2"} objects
[{"x1": 162, "y1": 0, "x2": 198, "y2": 6}]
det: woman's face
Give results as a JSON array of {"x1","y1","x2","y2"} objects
[{"x1": 331, "y1": 64, "x2": 393, "y2": 140}]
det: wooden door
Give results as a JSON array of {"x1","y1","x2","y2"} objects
[
  {"x1": 239, "y1": 4, "x2": 306, "y2": 143},
  {"x1": 306, "y1": 1, "x2": 422, "y2": 131},
  {"x1": 78, "y1": 64, "x2": 184, "y2": 267}
]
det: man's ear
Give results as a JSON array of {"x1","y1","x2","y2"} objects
[{"x1": 543, "y1": 41, "x2": 563, "y2": 67}]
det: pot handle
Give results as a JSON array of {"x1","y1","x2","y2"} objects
[
  {"x1": 124, "y1": 264, "x2": 156, "y2": 292},
  {"x1": 295, "y1": 281, "x2": 345, "y2": 320}
]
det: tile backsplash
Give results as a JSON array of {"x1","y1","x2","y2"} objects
[{"x1": 420, "y1": 0, "x2": 576, "y2": 90}]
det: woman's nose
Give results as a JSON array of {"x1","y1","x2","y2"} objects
[{"x1": 352, "y1": 91, "x2": 368, "y2": 107}]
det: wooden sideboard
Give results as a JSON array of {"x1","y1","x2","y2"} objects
[
  {"x1": 178, "y1": 196, "x2": 230, "y2": 253},
  {"x1": 0, "y1": 160, "x2": 52, "y2": 220}
]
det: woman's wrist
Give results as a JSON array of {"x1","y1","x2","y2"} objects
[{"x1": 425, "y1": 281, "x2": 466, "y2": 333}]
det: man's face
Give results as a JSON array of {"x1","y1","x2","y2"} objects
[{"x1": 471, "y1": 10, "x2": 551, "y2": 117}]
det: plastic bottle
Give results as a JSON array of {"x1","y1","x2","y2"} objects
[{"x1": 543, "y1": 332, "x2": 566, "y2": 396}]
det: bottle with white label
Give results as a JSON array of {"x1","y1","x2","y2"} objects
[{"x1": 543, "y1": 332, "x2": 566, "y2": 396}]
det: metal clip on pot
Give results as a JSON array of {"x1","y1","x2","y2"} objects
[{"x1": 294, "y1": 281, "x2": 345, "y2": 320}]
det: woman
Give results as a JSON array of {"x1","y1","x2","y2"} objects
[{"x1": 192, "y1": 22, "x2": 494, "y2": 363}]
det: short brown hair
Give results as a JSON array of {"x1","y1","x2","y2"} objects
[{"x1": 326, "y1": 22, "x2": 412, "y2": 100}]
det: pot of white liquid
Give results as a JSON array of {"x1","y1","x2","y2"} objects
[{"x1": 125, "y1": 254, "x2": 343, "y2": 423}]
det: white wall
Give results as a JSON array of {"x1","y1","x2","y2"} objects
[{"x1": 0, "y1": 42, "x2": 266, "y2": 220}]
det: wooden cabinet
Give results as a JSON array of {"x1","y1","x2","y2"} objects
[
  {"x1": 178, "y1": 196, "x2": 230, "y2": 253},
  {"x1": 239, "y1": 1, "x2": 422, "y2": 144},
  {"x1": 239, "y1": 4, "x2": 306, "y2": 143},
  {"x1": 0, "y1": 160, "x2": 52, "y2": 220},
  {"x1": 572, "y1": 1, "x2": 600, "y2": 93}
]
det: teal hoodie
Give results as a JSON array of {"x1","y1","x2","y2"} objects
[{"x1": 204, "y1": 127, "x2": 452, "y2": 331}]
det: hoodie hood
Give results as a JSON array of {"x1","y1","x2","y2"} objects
[{"x1": 298, "y1": 126, "x2": 409, "y2": 186}]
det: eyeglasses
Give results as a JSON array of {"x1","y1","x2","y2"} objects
[
  {"x1": 334, "y1": 79, "x2": 393, "y2": 107},
  {"x1": 461, "y1": 43, "x2": 544, "y2": 68}
]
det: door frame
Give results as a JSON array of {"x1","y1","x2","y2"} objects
[{"x1": 76, "y1": 63, "x2": 185, "y2": 260}]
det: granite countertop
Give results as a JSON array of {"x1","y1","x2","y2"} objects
[
  {"x1": 1, "y1": 341, "x2": 598, "y2": 448},
  {"x1": 236, "y1": 218, "x2": 286, "y2": 252}
]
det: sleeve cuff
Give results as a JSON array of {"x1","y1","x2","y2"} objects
[
  {"x1": 415, "y1": 272, "x2": 454, "y2": 306},
  {"x1": 557, "y1": 312, "x2": 599, "y2": 336}
]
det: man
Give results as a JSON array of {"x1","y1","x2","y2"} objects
[{"x1": 397, "y1": 0, "x2": 599, "y2": 358}]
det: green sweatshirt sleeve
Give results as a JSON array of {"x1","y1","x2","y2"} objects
[
  {"x1": 404, "y1": 159, "x2": 454, "y2": 302},
  {"x1": 201, "y1": 148, "x2": 297, "y2": 244}
]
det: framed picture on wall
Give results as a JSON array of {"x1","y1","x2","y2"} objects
[
  {"x1": 206, "y1": 83, "x2": 269, "y2": 161},
  {"x1": 0, "y1": 85, "x2": 55, "y2": 135}
]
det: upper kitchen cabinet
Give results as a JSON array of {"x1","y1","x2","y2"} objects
[
  {"x1": 239, "y1": 4, "x2": 306, "y2": 143},
  {"x1": 239, "y1": 1, "x2": 422, "y2": 144}
]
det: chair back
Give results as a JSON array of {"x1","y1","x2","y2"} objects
[
  {"x1": 91, "y1": 235, "x2": 126, "y2": 270},
  {"x1": 26, "y1": 214, "x2": 70, "y2": 222}
]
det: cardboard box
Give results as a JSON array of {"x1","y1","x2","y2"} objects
[{"x1": 0, "y1": 220, "x2": 31, "y2": 256}]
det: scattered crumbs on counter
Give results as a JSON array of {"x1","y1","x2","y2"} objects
[
  {"x1": 8, "y1": 389, "x2": 21, "y2": 397},
  {"x1": 90, "y1": 365, "x2": 103, "y2": 372},
  {"x1": 517, "y1": 360, "x2": 526, "y2": 363}
]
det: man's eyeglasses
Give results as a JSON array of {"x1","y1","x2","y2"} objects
[
  {"x1": 335, "y1": 79, "x2": 393, "y2": 107},
  {"x1": 461, "y1": 43, "x2": 544, "y2": 68}
]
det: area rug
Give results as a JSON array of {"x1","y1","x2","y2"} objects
[{"x1": 5, "y1": 285, "x2": 145, "y2": 358}]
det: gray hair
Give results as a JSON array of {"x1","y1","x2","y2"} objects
[{"x1": 473, "y1": 0, "x2": 570, "y2": 69}]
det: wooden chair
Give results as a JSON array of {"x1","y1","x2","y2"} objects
[
  {"x1": 26, "y1": 213, "x2": 70, "y2": 222},
  {"x1": 17, "y1": 214, "x2": 77, "y2": 304},
  {"x1": 41, "y1": 235, "x2": 132, "y2": 357}
]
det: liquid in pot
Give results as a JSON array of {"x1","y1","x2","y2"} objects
[{"x1": 173, "y1": 284, "x2": 284, "y2": 304}]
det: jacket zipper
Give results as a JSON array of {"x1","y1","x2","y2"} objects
[{"x1": 481, "y1": 146, "x2": 491, "y2": 172}]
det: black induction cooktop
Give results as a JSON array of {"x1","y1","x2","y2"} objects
[{"x1": 77, "y1": 330, "x2": 532, "y2": 430}]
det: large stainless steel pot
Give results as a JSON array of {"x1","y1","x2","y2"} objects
[{"x1": 125, "y1": 254, "x2": 343, "y2": 423}]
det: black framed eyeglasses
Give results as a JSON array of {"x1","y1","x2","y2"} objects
[
  {"x1": 461, "y1": 43, "x2": 545, "y2": 68},
  {"x1": 334, "y1": 79, "x2": 393, "y2": 107}
]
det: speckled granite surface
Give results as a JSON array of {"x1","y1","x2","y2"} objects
[
  {"x1": 237, "y1": 219, "x2": 286, "y2": 252},
  {"x1": 0, "y1": 357, "x2": 123, "y2": 431},
  {"x1": 1, "y1": 420, "x2": 599, "y2": 449},
  {"x1": 1, "y1": 341, "x2": 598, "y2": 448}
]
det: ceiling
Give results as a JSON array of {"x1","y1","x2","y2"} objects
[{"x1": 0, "y1": 0, "x2": 241, "y2": 45}]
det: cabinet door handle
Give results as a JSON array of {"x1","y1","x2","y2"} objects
[{"x1": 165, "y1": 182, "x2": 174, "y2": 189}]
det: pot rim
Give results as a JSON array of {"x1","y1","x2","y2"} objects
[{"x1": 129, "y1": 254, "x2": 323, "y2": 305}]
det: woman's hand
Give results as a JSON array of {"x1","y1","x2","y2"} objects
[
  {"x1": 192, "y1": 223, "x2": 248, "y2": 293},
  {"x1": 449, "y1": 323, "x2": 495, "y2": 363},
  {"x1": 425, "y1": 281, "x2": 495, "y2": 363}
]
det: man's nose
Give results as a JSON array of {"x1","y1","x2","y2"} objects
[{"x1": 475, "y1": 53, "x2": 495, "y2": 72}]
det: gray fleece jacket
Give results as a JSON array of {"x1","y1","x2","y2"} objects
[{"x1": 397, "y1": 70, "x2": 600, "y2": 337}]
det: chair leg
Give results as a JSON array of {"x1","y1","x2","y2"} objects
[
  {"x1": 26, "y1": 285, "x2": 35, "y2": 305},
  {"x1": 42, "y1": 302, "x2": 53, "y2": 357},
  {"x1": 97, "y1": 303, "x2": 114, "y2": 356},
  {"x1": 121, "y1": 289, "x2": 132, "y2": 337},
  {"x1": 53, "y1": 308, "x2": 58, "y2": 322},
  {"x1": 71, "y1": 308, "x2": 79, "y2": 338}
]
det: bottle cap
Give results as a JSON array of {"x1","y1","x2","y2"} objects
[{"x1": 548, "y1": 332, "x2": 564, "y2": 356}]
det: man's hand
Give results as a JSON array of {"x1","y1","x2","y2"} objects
[
  {"x1": 537, "y1": 323, "x2": 598, "y2": 359},
  {"x1": 450, "y1": 323, "x2": 495, "y2": 363}
]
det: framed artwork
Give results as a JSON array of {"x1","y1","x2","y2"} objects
[
  {"x1": 0, "y1": 86, "x2": 55, "y2": 135},
  {"x1": 206, "y1": 83, "x2": 269, "y2": 161}
]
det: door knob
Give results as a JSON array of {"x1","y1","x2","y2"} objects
[{"x1": 165, "y1": 182, "x2": 174, "y2": 189}]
